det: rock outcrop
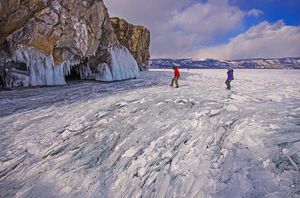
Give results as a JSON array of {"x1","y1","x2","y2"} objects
[
  {"x1": 0, "y1": 0, "x2": 139, "y2": 88},
  {"x1": 111, "y1": 17, "x2": 150, "y2": 71}
]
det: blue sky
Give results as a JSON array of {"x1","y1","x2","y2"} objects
[
  {"x1": 231, "y1": 0, "x2": 300, "y2": 31},
  {"x1": 104, "y1": 0, "x2": 300, "y2": 59},
  {"x1": 230, "y1": 0, "x2": 300, "y2": 25},
  {"x1": 214, "y1": 0, "x2": 300, "y2": 43}
]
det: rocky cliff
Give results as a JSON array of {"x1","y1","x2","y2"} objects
[
  {"x1": 111, "y1": 17, "x2": 150, "y2": 71},
  {"x1": 0, "y1": 0, "x2": 139, "y2": 88}
]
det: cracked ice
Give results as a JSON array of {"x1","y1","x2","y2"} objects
[{"x1": 0, "y1": 69, "x2": 299, "y2": 197}]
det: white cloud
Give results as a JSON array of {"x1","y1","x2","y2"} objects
[
  {"x1": 247, "y1": 8, "x2": 263, "y2": 17},
  {"x1": 195, "y1": 20, "x2": 300, "y2": 60},
  {"x1": 104, "y1": 0, "x2": 245, "y2": 58},
  {"x1": 104, "y1": 1, "x2": 299, "y2": 59}
]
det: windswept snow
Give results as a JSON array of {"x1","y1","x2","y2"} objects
[{"x1": 0, "y1": 69, "x2": 299, "y2": 197}]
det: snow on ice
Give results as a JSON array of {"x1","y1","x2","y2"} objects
[{"x1": 0, "y1": 69, "x2": 299, "y2": 197}]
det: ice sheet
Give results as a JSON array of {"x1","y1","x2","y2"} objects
[{"x1": 0, "y1": 69, "x2": 299, "y2": 197}]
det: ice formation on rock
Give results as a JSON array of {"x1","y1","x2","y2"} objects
[
  {"x1": 111, "y1": 17, "x2": 150, "y2": 71},
  {"x1": 96, "y1": 47, "x2": 139, "y2": 81},
  {"x1": 0, "y1": 0, "x2": 143, "y2": 88},
  {"x1": 11, "y1": 45, "x2": 76, "y2": 86}
]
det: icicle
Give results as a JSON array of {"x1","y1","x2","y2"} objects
[
  {"x1": 95, "y1": 63, "x2": 113, "y2": 81},
  {"x1": 95, "y1": 47, "x2": 139, "y2": 81},
  {"x1": 78, "y1": 64, "x2": 92, "y2": 80},
  {"x1": 11, "y1": 45, "x2": 65, "y2": 86},
  {"x1": 9, "y1": 45, "x2": 83, "y2": 87}
]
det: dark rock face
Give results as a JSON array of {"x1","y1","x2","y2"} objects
[
  {"x1": 111, "y1": 17, "x2": 150, "y2": 71},
  {"x1": 0, "y1": 0, "x2": 140, "y2": 88}
]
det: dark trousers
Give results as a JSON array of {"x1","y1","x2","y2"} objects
[
  {"x1": 171, "y1": 77, "x2": 179, "y2": 87},
  {"x1": 225, "y1": 79, "x2": 231, "y2": 90}
]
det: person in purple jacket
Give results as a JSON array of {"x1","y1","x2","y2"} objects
[{"x1": 225, "y1": 68, "x2": 234, "y2": 90}]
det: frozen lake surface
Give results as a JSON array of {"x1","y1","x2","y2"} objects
[{"x1": 0, "y1": 69, "x2": 299, "y2": 197}]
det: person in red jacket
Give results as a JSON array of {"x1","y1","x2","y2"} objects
[{"x1": 170, "y1": 66, "x2": 180, "y2": 88}]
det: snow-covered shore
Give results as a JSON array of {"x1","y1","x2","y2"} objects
[{"x1": 0, "y1": 69, "x2": 299, "y2": 197}]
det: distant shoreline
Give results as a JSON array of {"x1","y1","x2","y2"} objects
[{"x1": 150, "y1": 67, "x2": 299, "y2": 70}]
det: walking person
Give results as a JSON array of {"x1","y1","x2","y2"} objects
[
  {"x1": 225, "y1": 68, "x2": 234, "y2": 90},
  {"x1": 170, "y1": 66, "x2": 180, "y2": 88}
]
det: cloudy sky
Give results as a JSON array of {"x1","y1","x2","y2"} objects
[{"x1": 104, "y1": 0, "x2": 300, "y2": 60}]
